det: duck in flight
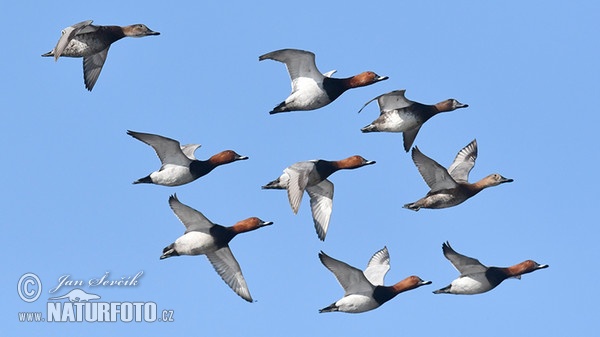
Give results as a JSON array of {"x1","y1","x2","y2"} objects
[
  {"x1": 404, "y1": 139, "x2": 513, "y2": 211},
  {"x1": 433, "y1": 242, "x2": 548, "y2": 295},
  {"x1": 42, "y1": 20, "x2": 159, "y2": 90},
  {"x1": 160, "y1": 194, "x2": 272, "y2": 302},
  {"x1": 259, "y1": 48, "x2": 388, "y2": 114},
  {"x1": 359, "y1": 90, "x2": 468, "y2": 152}
]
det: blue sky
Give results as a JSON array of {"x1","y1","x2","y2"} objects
[{"x1": 3, "y1": 1, "x2": 599, "y2": 336}]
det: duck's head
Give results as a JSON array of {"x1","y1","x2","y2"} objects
[
  {"x1": 485, "y1": 173, "x2": 514, "y2": 187},
  {"x1": 437, "y1": 98, "x2": 469, "y2": 112},
  {"x1": 124, "y1": 24, "x2": 160, "y2": 37}
]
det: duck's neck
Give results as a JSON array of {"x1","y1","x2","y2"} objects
[
  {"x1": 190, "y1": 159, "x2": 216, "y2": 174},
  {"x1": 416, "y1": 102, "x2": 440, "y2": 119},
  {"x1": 209, "y1": 225, "x2": 235, "y2": 247},
  {"x1": 433, "y1": 101, "x2": 452, "y2": 113},
  {"x1": 485, "y1": 267, "x2": 511, "y2": 288},
  {"x1": 486, "y1": 262, "x2": 537, "y2": 288},
  {"x1": 314, "y1": 160, "x2": 339, "y2": 179},
  {"x1": 464, "y1": 179, "x2": 490, "y2": 196},
  {"x1": 372, "y1": 277, "x2": 418, "y2": 305},
  {"x1": 322, "y1": 77, "x2": 350, "y2": 101},
  {"x1": 372, "y1": 285, "x2": 401, "y2": 305},
  {"x1": 103, "y1": 26, "x2": 126, "y2": 42}
]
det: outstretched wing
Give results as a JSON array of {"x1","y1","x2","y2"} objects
[
  {"x1": 319, "y1": 251, "x2": 373, "y2": 296},
  {"x1": 363, "y1": 247, "x2": 391, "y2": 286},
  {"x1": 180, "y1": 144, "x2": 201, "y2": 160},
  {"x1": 259, "y1": 49, "x2": 324, "y2": 92},
  {"x1": 284, "y1": 161, "x2": 315, "y2": 214},
  {"x1": 411, "y1": 147, "x2": 457, "y2": 192},
  {"x1": 358, "y1": 90, "x2": 414, "y2": 114},
  {"x1": 442, "y1": 242, "x2": 487, "y2": 276},
  {"x1": 206, "y1": 247, "x2": 252, "y2": 302},
  {"x1": 127, "y1": 130, "x2": 191, "y2": 167},
  {"x1": 306, "y1": 179, "x2": 334, "y2": 241},
  {"x1": 447, "y1": 139, "x2": 477, "y2": 183},
  {"x1": 402, "y1": 126, "x2": 422, "y2": 152},
  {"x1": 168, "y1": 194, "x2": 213, "y2": 234},
  {"x1": 83, "y1": 46, "x2": 109, "y2": 91}
]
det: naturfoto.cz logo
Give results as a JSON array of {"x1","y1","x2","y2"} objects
[{"x1": 17, "y1": 272, "x2": 175, "y2": 323}]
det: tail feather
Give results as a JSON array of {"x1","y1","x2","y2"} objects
[
  {"x1": 160, "y1": 244, "x2": 178, "y2": 260},
  {"x1": 133, "y1": 175, "x2": 153, "y2": 184},
  {"x1": 360, "y1": 124, "x2": 378, "y2": 133},
  {"x1": 318, "y1": 303, "x2": 339, "y2": 313},
  {"x1": 262, "y1": 178, "x2": 285, "y2": 190},
  {"x1": 269, "y1": 101, "x2": 287, "y2": 114},
  {"x1": 403, "y1": 202, "x2": 420, "y2": 211},
  {"x1": 433, "y1": 285, "x2": 452, "y2": 294}
]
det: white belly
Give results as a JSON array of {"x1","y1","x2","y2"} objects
[
  {"x1": 335, "y1": 294, "x2": 380, "y2": 313},
  {"x1": 376, "y1": 110, "x2": 420, "y2": 132},
  {"x1": 150, "y1": 165, "x2": 195, "y2": 186},
  {"x1": 174, "y1": 232, "x2": 218, "y2": 256},
  {"x1": 450, "y1": 274, "x2": 494, "y2": 294},
  {"x1": 287, "y1": 78, "x2": 329, "y2": 110}
]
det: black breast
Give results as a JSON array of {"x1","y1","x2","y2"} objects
[
  {"x1": 322, "y1": 77, "x2": 348, "y2": 102},
  {"x1": 189, "y1": 160, "x2": 215, "y2": 179},
  {"x1": 372, "y1": 286, "x2": 397, "y2": 305},
  {"x1": 313, "y1": 160, "x2": 337, "y2": 180},
  {"x1": 485, "y1": 267, "x2": 509, "y2": 289},
  {"x1": 209, "y1": 225, "x2": 235, "y2": 247}
]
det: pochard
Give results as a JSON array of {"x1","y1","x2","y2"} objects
[
  {"x1": 128, "y1": 130, "x2": 247, "y2": 187},
  {"x1": 404, "y1": 139, "x2": 513, "y2": 211},
  {"x1": 359, "y1": 90, "x2": 468, "y2": 151},
  {"x1": 262, "y1": 155, "x2": 375, "y2": 240},
  {"x1": 319, "y1": 247, "x2": 431, "y2": 313},
  {"x1": 433, "y1": 242, "x2": 548, "y2": 295},
  {"x1": 42, "y1": 20, "x2": 159, "y2": 90},
  {"x1": 259, "y1": 48, "x2": 388, "y2": 114},
  {"x1": 160, "y1": 194, "x2": 272, "y2": 302}
]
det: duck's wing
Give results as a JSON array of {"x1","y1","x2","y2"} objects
[
  {"x1": 447, "y1": 139, "x2": 477, "y2": 183},
  {"x1": 442, "y1": 241, "x2": 487, "y2": 276},
  {"x1": 402, "y1": 126, "x2": 422, "y2": 152},
  {"x1": 52, "y1": 20, "x2": 94, "y2": 60},
  {"x1": 83, "y1": 46, "x2": 109, "y2": 91},
  {"x1": 168, "y1": 194, "x2": 213, "y2": 234},
  {"x1": 180, "y1": 144, "x2": 201, "y2": 160},
  {"x1": 284, "y1": 161, "x2": 314, "y2": 214},
  {"x1": 127, "y1": 130, "x2": 191, "y2": 166},
  {"x1": 358, "y1": 90, "x2": 414, "y2": 114},
  {"x1": 306, "y1": 179, "x2": 334, "y2": 241},
  {"x1": 319, "y1": 251, "x2": 374, "y2": 295},
  {"x1": 206, "y1": 247, "x2": 252, "y2": 302},
  {"x1": 411, "y1": 147, "x2": 457, "y2": 192},
  {"x1": 363, "y1": 247, "x2": 390, "y2": 286},
  {"x1": 323, "y1": 70, "x2": 337, "y2": 77},
  {"x1": 259, "y1": 49, "x2": 324, "y2": 91}
]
